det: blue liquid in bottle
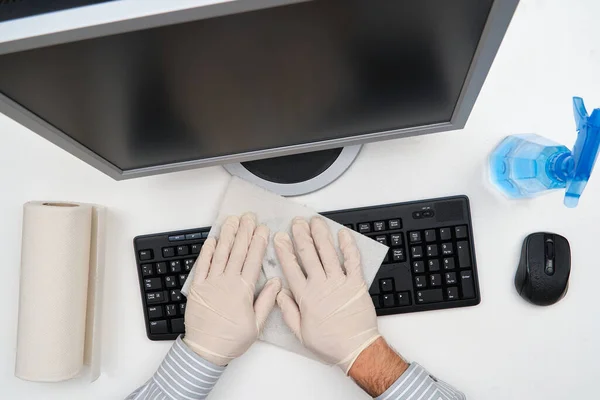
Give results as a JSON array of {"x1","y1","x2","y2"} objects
[
  {"x1": 490, "y1": 97, "x2": 600, "y2": 208},
  {"x1": 490, "y1": 134, "x2": 574, "y2": 198}
]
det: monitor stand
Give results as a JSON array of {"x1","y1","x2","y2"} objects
[{"x1": 223, "y1": 145, "x2": 362, "y2": 196}]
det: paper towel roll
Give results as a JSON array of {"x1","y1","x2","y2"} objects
[{"x1": 15, "y1": 201, "x2": 105, "y2": 382}]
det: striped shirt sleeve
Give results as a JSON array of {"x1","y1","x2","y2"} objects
[
  {"x1": 126, "y1": 336, "x2": 225, "y2": 400},
  {"x1": 375, "y1": 363, "x2": 465, "y2": 400}
]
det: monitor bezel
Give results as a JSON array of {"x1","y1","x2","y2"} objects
[{"x1": 0, "y1": 0, "x2": 519, "y2": 180}]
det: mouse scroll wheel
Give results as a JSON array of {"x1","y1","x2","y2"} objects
[{"x1": 545, "y1": 240, "x2": 555, "y2": 259}]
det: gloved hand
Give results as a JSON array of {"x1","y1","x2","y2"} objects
[
  {"x1": 183, "y1": 213, "x2": 282, "y2": 366},
  {"x1": 274, "y1": 216, "x2": 381, "y2": 374}
]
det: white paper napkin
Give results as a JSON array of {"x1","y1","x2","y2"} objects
[{"x1": 182, "y1": 177, "x2": 388, "y2": 359}]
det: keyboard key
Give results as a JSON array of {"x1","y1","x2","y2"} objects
[
  {"x1": 388, "y1": 219, "x2": 402, "y2": 229},
  {"x1": 447, "y1": 287, "x2": 459, "y2": 300},
  {"x1": 166, "y1": 304, "x2": 177, "y2": 317},
  {"x1": 358, "y1": 223, "x2": 371, "y2": 233},
  {"x1": 430, "y1": 274, "x2": 441, "y2": 287},
  {"x1": 397, "y1": 292, "x2": 411, "y2": 306},
  {"x1": 375, "y1": 235, "x2": 388, "y2": 246},
  {"x1": 392, "y1": 248, "x2": 405, "y2": 262},
  {"x1": 139, "y1": 250, "x2": 153, "y2": 261},
  {"x1": 146, "y1": 291, "x2": 167, "y2": 304},
  {"x1": 460, "y1": 270, "x2": 475, "y2": 299},
  {"x1": 412, "y1": 261, "x2": 425, "y2": 274},
  {"x1": 170, "y1": 260, "x2": 182, "y2": 273},
  {"x1": 144, "y1": 278, "x2": 162, "y2": 291},
  {"x1": 191, "y1": 244, "x2": 201, "y2": 254},
  {"x1": 162, "y1": 247, "x2": 175, "y2": 258},
  {"x1": 150, "y1": 320, "x2": 168, "y2": 334},
  {"x1": 424, "y1": 229, "x2": 437, "y2": 243},
  {"x1": 185, "y1": 232, "x2": 203, "y2": 240},
  {"x1": 428, "y1": 259, "x2": 440, "y2": 272},
  {"x1": 439, "y1": 228, "x2": 452, "y2": 241},
  {"x1": 416, "y1": 289, "x2": 443, "y2": 304},
  {"x1": 142, "y1": 264, "x2": 153, "y2": 277},
  {"x1": 373, "y1": 221, "x2": 385, "y2": 231},
  {"x1": 441, "y1": 242, "x2": 454, "y2": 256},
  {"x1": 410, "y1": 246, "x2": 423, "y2": 258},
  {"x1": 422, "y1": 210, "x2": 434, "y2": 218},
  {"x1": 184, "y1": 259, "x2": 196, "y2": 272},
  {"x1": 170, "y1": 289, "x2": 183, "y2": 302},
  {"x1": 176, "y1": 245, "x2": 189, "y2": 256},
  {"x1": 179, "y1": 274, "x2": 188, "y2": 286},
  {"x1": 171, "y1": 318, "x2": 185, "y2": 334},
  {"x1": 371, "y1": 295, "x2": 381, "y2": 309},
  {"x1": 201, "y1": 232, "x2": 209, "y2": 238},
  {"x1": 457, "y1": 241, "x2": 472, "y2": 268},
  {"x1": 165, "y1": 276, "x2": 177, "y2": 288},
  {"x1": 455, "y1": 225, "x2": 468, "y2": 239},
  {"x1": 409, "y1": 231, "x2": 422, "y2": 243},
  {"x1": 414, "y1": 276, "x2": 427, "y2": 288},
  {"x1": 391, "y1": 234, "x2": 402, "y2": 246},
  {"x1": 426, "y1": 244, "x2": 438, "y2": 257},
  {"x1": 344, "y1": 224, "x2": 354, "y2": 230},
  {"x1": 380, "y1": 279, "x2": 394, "y2": 293},
  {"x1": 148, "y1": 306, "x2": 163, "y2": 319},
  {"x1": 156, "y1": 262, "x2": 167, "y2": 274},
  {"x1": 443, "y1": 258, "x2": 455, "y2": 270},
  {"x1": 382, "y1": 294, "x2": 395, "y2": 307},
  {"x1": 168, "y1": 235, "x2": 186, "y2": 241},
  {"x1": 445, "y1": 272, "x2": 457, "y2": 285},
  {"x1": 179, "y1": 303, "x2": 186, "y2": 314}
]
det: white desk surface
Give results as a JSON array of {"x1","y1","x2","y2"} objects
[{"x1": 2, "y1": 1, "x2": 600, "y2": 399}]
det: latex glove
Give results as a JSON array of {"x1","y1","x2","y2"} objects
[
  {"x1": 183, "y1": 213, "x2": 282, "y2": 366},
  {"x1": 274, "y1": 216, "x2": 381, "y2": 374}
]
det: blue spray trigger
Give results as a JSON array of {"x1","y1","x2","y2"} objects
[
  {"x1": 564, "y1": 97, "x2": 600, "y2": 207},
  {"x1": 573, "y1": 96, "x2": 587, "y2": 131}
]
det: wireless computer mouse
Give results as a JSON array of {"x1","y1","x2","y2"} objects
[{"x1": 514, "y1": 232, "x2": 571, "y2": 306}]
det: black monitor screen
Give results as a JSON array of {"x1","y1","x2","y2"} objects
[{"x1": 0, "y1": 0, "x2": 493, "y2": 170}]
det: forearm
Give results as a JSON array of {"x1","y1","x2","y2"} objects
[
  {"x1": 349, "y1": 338, "x2": 465, "y2": 400},
  {"x1": 349, "y1": 338, "x2": 409, "y2": 397},
  {"x1": 126, "y1": 336, "x2": 225, "y2": 400}
]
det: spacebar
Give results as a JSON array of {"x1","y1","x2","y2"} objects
[{"x1": 416, "y1": 289, "x2": 443, "y2": 304}]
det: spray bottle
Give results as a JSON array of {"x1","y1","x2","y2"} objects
[{"x1": 490, "y1": 97, "x2": 600, "y2": 207}]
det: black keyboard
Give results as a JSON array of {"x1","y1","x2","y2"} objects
[
  {"x1": 134, "y1": 196, "x2": 480, "y2": 340},
  {"x1": 134, "y1": 229, "x2": 211, "y2": 340}
]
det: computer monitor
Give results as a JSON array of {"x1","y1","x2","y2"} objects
[{"x1": 0, "y1": 0, "x2": 518, "y2": 195}]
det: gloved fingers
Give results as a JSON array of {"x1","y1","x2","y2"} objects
[
  {"x1": 225, "y1": 213, "x2": 256, "y2": 275},
  {"x1": 191, "y1": 237, "x2": 217, "y2": 285},
  {"x1": 310, "y1": 217, "x2": 343, "y2": 279},
  {"x1": 241, "y1": 224, "x2": 270, "y2": 284},
  {"x1": 208, "y1": 215, "x2": 240, "y2": 278},
  {"x1": 276, "y1": 289, "x2": 302, "y2": 340},
  {"x1": 274, "y1": 231, "x2": 306, "y2": 297},
  {"x1": 254, "y1": 278, "x2": 282, "y2": 332},
  {"x1": 338, "y1": 229, "x2": 363, "y2": 279},
  {"x1": 291, "y1": 217, "x2": 326, "y2": 280}
]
